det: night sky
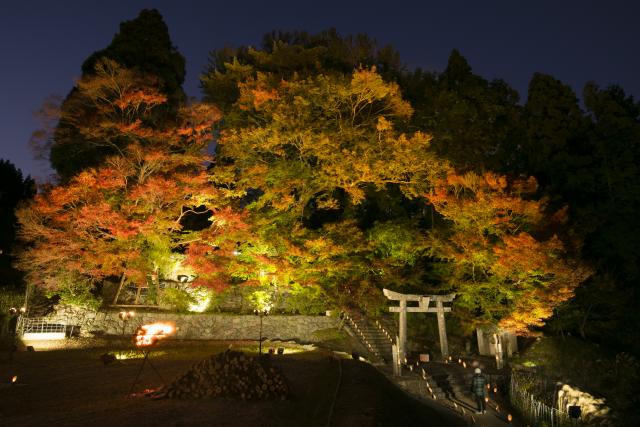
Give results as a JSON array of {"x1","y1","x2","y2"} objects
[{"x1": 1, "y1": 0, "x2": 639, "y2": 181}]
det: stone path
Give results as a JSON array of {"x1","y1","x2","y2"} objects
[
  {"x1": 382, "y1": 359, "x2": 523, "y2": 426},
  {"x1": 342, "y1": 312, "x2": 523, "y2": 425}
]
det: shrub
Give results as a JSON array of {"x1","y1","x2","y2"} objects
[
  {"x1": 46, "y1": 273, "x2": 102, "y2": 310},
  {"x1": 158, "y1": 287, "x2": 196, "y2": 313},
  {"x1": 286, "y1": 284, "x2": 329, "y2": 315}
]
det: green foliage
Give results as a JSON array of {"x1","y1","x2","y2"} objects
[
  {"x1": 158, "y1": 287, "x2": 196, "y2": 313},
  {"x1": 403, "y1": 49, "x2": 522, "y2": 172},
  {"x1": 0, "y1": 288, "x2": 23, "y2": 313},
  {"x1": 17, "y1": 25, "x2": 640, "y2": 351},
  {"x1": 368, "y1": 221, "x2": 425, "y2": 265},
  {"x1": 46, "y1": 272, "x2": 102, "y2": 310},
  {"x1": 201, "y1": 28, "x2": 403, "y2": 112},
  {"x1": 49, "y1": 9, "x2": 186, "y2": 180},
  {"x1": 81, "y1": 9, "x2": 186, "y2": 106},
  {"x1": 311, "y1": 327, "x2": 347, "y2": 342},
  {"x1": 246, "y1": 287, "x2": 273, "y2": 312},
  {"x1": 285, "y1": 283, "x2": 329, "y2": 315}
]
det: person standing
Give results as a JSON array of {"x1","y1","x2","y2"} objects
[{"x1": 471, "y1": 367, "x2": 487, "y2": 414}]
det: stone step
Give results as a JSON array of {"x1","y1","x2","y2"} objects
[
  {"x1": 359, "y1": 331, "x2": 390, "y2": 338},
  {"x1": 360, "y1": 331, "x2": 390, "y2": 338},
  {"x1": 397, "y1": 379, "x2": 445, "y2": 398}
]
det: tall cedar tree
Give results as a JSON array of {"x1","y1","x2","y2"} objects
[
  {"x1": 0, "y1": 160, "x2": 35, "y2": 288},
  {"x1": 48, "y1": 9, "x2": 186, "y2": 180}
]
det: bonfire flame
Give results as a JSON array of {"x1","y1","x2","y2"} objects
[{"x1": 135, "y1": 322, "x2": 175, "y2": 347}]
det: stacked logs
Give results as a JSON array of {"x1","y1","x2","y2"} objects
[{"x1": 157, "y1": 350, "x2": 288, "y2": 400}]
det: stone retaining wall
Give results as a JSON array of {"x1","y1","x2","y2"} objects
[{"x1": 45, "y1": 305, "x2": 339, "y2": 342}]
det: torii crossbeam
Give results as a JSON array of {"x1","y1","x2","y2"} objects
[{"x1": 383, "y1": 289, "x2": 455, "y2": 361}]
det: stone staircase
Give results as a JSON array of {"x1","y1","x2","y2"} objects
[
  {"x1": 343, "y1": 311, "x2": 395, "y2": 364},
  {"x1": 393, "y1": 361, "x2": 487, "y2": 421},
  {"x1": 422, "y1": 362, "x2": 467, "y2": 401}
]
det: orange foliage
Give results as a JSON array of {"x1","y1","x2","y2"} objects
[{"x1": 425, "y1": 169, "x2": 590, "y2": 333}]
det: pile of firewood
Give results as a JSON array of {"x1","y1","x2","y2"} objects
[{"x1": 156, "y1": 350, "x2": 289, "y2": 400}]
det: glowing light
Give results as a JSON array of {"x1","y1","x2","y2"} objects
[
  {"x1": 135, "y1": 322, "x2": 175, "y2": 347},
  {"x1": 493, "y1": 387, "x2": 498, "y2": 393},
  {"x1": 507, "y1": 414, "x2": 513, "y2": 422},
  {"x1": 19, "y1": 307, "x2": 26, "y2": 313},
  {"x1": 188, "y1": 298, "x2": 210, "y2": 312},
  {"x1": 113, "y1": 350, "x2": 166, "y2": 360},
  {"x1": 463, "y1": 361, "x2": 467, "y2": 368},
  {"x1": 11, "y1": 375, "x2": 17, "y2": 383},
  {"x1": 485, "y1": 397, "x2": 489, "y2": 403},
  {"x1": 119, "y1": 311, "x2": 135, "y2": 320}
]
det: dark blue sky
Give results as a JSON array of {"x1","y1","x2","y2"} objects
[{"x1": 1, "y1": 0, "x2": 638, "y2": 181}]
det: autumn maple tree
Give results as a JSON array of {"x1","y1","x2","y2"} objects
[
  {"x1": 17, "y1": 60, "x2": 243, "y2": 302},
  {"x1": 16, "y1": 39, "x2": 593, "y2": 336},
  {"x1": 202, "y1": 66, "x2": 444, "y2": 307},
  {"x1": 424, "y1": 169, "x2": 591, "y2": 333}
]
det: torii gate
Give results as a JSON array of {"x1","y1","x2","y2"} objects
[{"x1": 383, "y1": 289, "x2": 455, "y2": 361}]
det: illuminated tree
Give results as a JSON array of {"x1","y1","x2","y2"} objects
[
  {"x1": 202, "y1": 28, "x2": 403, "y2": 112},
  {"x1": 48, "y1": 9, "x2": 186, "y2": 180},
  {"x1": 16, "y1": 62, "x2": 241, "y2": 302},
  {"x1": 425, "y1": 170, "x2": 591, "y2": 333},
  {"x1": 204, "y1": 66, "x2": 442, "y2": 306}
]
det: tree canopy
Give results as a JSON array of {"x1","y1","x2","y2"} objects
[
  {"x1": 16, "y1": 22, "x2": 640, "y2": 346},
  {"x1": 47, "y1": 9, "x2": 186, "y2": 181}
]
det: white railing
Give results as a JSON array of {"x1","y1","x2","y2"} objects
[
  {"x1": 19, "y1": 317, "x2": 66, "y2": 340},
  {"x1": 510, "y1": 376, "x2": 577, "y2": 427}
]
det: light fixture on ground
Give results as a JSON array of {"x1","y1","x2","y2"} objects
[
  {"x1": 118, "y1": 311, "x2": 135, "y2": 335},
  {"x1": 254, "y1": 307, "x2": 270, "y2": 356}
]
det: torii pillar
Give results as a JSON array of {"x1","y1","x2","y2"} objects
[
  {"x1": 431, "y1": 294, "x2": 456, "y2": 359},
  {"x1": 383, "y1": 289, "x2": 455, "y2": 361}
]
